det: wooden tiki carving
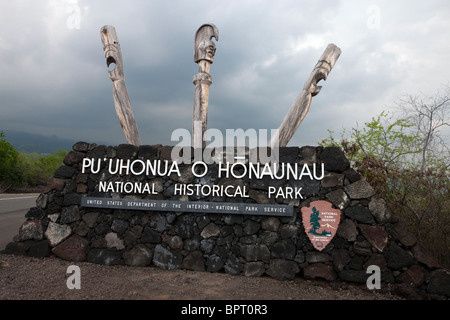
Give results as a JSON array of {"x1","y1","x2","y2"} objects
[
  {"x1": 269, "y1": 44, "x2": 341, "y2": 148},
  {"x1": 192, "y1": 23, "x2": 219, "y2": 149},
  {"x1": 101, "y1": 25, "x2": 141, "y2": 146}
]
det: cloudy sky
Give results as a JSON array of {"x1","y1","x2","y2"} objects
[{"x1": 1, "y1": 0, "x2": 450, "y2": 149}]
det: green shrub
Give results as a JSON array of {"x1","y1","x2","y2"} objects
[
  {"x1": 0, "y1": 130, "x2": 68, "y2": 191},
  {"x1": 0, "y1": 131, "x2": 22, "y2": 190},
  {"x1": 356, "y1": 154, "x2": 449, "y2": 268},
  {"x1": 18, "y1": 150, "x2": 68, "y2": 186},
  {"x1": 319, "y1": 111, "x2": 450, "y2": 268}
]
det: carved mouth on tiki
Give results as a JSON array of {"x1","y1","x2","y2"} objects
[{"x1": 106, "y1": 55, "x2": 116, "y2": 71}]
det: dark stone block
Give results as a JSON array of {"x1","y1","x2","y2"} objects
[
  {"x1": 152, "y1": 244, "x2": 183, "y2": 270},
  {"x1": 113, "y1": 209, "x2": 133, "y2": 220},
  {"x1": 27, "y1": 239, "x2": 51, "y2": 258},
  {"x1": 344, "y1": 180, "x2": 376, "y2": 200},
  {"x1": 279, "y1": 224, "x2": 298, "y2": 239},
  {"x1": 337, "y1": 219, "x2": 358, "y2": 241},
  {"x1": 383, "y1": 243, "x2": 414, "y2": 270},
  {"x1": 45, "y1": 178, "x2": 65, "y2": 193},
  {"x1": 63, "y1": 151, "x2": 86, "y2": 166},
  {"x1": 200, "y1": 239, "x2": 215, "y2": 255},
  {"x1": 160, "y1": 146, "x2": 178, "y2": 161},
  {"x1": 303, "y1": 263, "x2": 336, "y2": 281},
  {"x1": 320, "y1": 147, "x2": 350, "y2": 172},
  {"x1": 363, "y1": 253, "x2": 388, "y2": 271},
  {"x1": 138, "y1": 145, "x2": 159, "y2": 160},
  {"x1": 116, "y1": 144, "x2": 138, "y2": 159},
  {"x1": 222, "y1": 215, "x2": 244, "y2": 225},
  {"x1": 54, "y1": 165, "x2": 77, "y2": 179},
  {"x1": 338, "y1": 270, "x2": 368, "y2": 283},
  {"x1": 271, "y1": 239, "x2": 296, "y2": 259},
  {"x1": 72, "y1": 141, "x2": 90, "y2": 152},
  {"x1": 289, "y1": 178, "x2": 321, "y2": 196},
  {"x1": 296, "y1": 231, "x2": 314, "y2": 251},
  {"x1": 2, "y1": 241, "x2": 26, "y2": 255},
  {"x1": 349, "y1": 256, "x2": 364, "y2": 270},
  {"x1": 63, "y1": 193, "x2": 82, "y2": 206},
  {"x1": 111, "y1": 219, "x2": 129, "y2": 235},
  {"x1": 200, "y1": 223, "x2": 221, "y2": 238},
  {"x1": 242, "y1": 219, "x2": 260, "y2": 235},
  {"x1": 398, "y1": 265, "x2": 425, "y2": 287},
  {"x1": 344, "y1": 168, "x2": 361, "y2": 183},
  {"x1": 184, "y1": 238, "x2": 200, "y2": 251},
  {"x1": 165, "y1": 212, "x2": 177, "y2": 224},
  {"x1": 52, "y1": 235, "x2": 88, "y2": 261},
  {"x1": 240, "y1": 244, "x2": 270, "y2": 261},
  {"x1": 220, "y1": 225, "x2": 234, "y2": 237},
  {"x1": 224, "y1": 255, "x2": 243, "y2": 275},
  {"x1": 87, "y1": 248, "x2": 122, "y2": 266},
  {"x1": 411, "y1": 243, "x2": 440, "y2": 269},
  {"x1": 141, "y1": 226, "x2": 161, "y2": 244},
  {"x1": 87, "y1": 179, "x2": 99, "y2": 193},
  {"x1": 60, "y1": 205, "x2": 80, "y2": 224},
  {"x1": 167, "y1": 235, "x2": 183, "y2": 250},
  {"x1": 206, "y1": 254, "x2": 224, "y2": 272},
  {"x1": 353, "y1": 239, "x2": 373, "y2": 256},
  {"x1": 175, "y1": 215, "x2": 198, "y2": 238},
  {"x1": 359, "y1": 225, "x2": 388, "y2": 252},
  {"x1": 393, "y1": 283, "x2": 429, "y2": 300},
  {"x1": 427, "y1": 269, "x2": 450, "y2": 297},
  {"x1": 46, "y1": 203, "x2": 61, "y2": 215},
  {"x1": 294, "y1": 251, "x2": 305, "y2": 264},
  {"x1": 18, "y1": 220, "x2": 43, "y2": 241},
  {"x1": 266, "y1": 259, "x2": 300, "y2": 280},
  {"x1": 87, "y1": 145, "x2": 107, "y2": 160},
  {"x1": 64, "y1": 180, "x2": 77, "y2": 193},
  {"x1": 332, "y1": 248, "x2": 351, "y2": 270},
  {"x1": 94, "y1": 221, "x2": 110, "y2": 235},
  {"x1": 345, "y1": 205, "x2": 376, "y2": 224},
  {"x1": 25, "y1": 207, "x2": 46, "y2": 220},
  {"x1": 123, "y1": 244, "x2": 153, "y2": 267},
  {"x1": 214, "y1": 245, "x2": 230, "y2": 259},
  {"x1": 123, "y1": 226, "x2": 143, "y2": 247},
  {"x1": 182, "y1": 251, "x2": 205, "y2": 271},
  {"x1": 389, "y1": 221, "x2": 417, "y2": 247},
  {"x1": 306, "y1": 252, "x2": 331, "y2": 263},
  {"x1": 279, "y1": 147, "x2": 299, "y2": 163},
  {"x1": 244, "y1": 262, "x2": 266, "y2": 277},
  {"x1": 83, "y1": 212, "x2": 99, "y2": 228},
  {"x1": 299, "y1": 146, "x2": 317, "y2": 165}
]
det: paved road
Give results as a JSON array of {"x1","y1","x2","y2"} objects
[{"x1": 0, "y1": 194, "x2": 39, "y2": 251}]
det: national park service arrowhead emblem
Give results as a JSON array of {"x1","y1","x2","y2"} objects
[{"x1": 301, "y1": 200, "x2": 341, "y2": 251}]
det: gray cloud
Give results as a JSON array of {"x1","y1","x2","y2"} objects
[{"x1": 1, "y1": 0, "x2": 449, "y2": 149}]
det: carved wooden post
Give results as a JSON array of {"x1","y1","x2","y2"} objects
[
  {"x1": 101, "y1": 25, "x2": 141, "y2": 146},
  {"x1": 192, "y1": 23, "x2": 219, "y2": 149},
  {"x1": 269, "y1": 44, "x2": 341, "y2": 148}
]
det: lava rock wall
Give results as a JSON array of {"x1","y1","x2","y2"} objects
[{"x1": 3, "y1": 142, "x2": 449, "y2": 299}]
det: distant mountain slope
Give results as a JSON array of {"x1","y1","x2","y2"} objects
[{"x1": 3, "y1": 130, "x2": 78, "y2": 154}]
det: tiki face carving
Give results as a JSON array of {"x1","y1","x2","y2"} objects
[
  {"x1": 101, "y1": 25, "x2": 124, "y2": 81},
  {"x1": 194, "y1": 23, "x2": 219, "y2": 64},
  {"x1": 197, "y1": 40, "x2": 216, "y2": 63},
  {"x1": 303, "y1": 44, "x2": 341, "y2": 96}
]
